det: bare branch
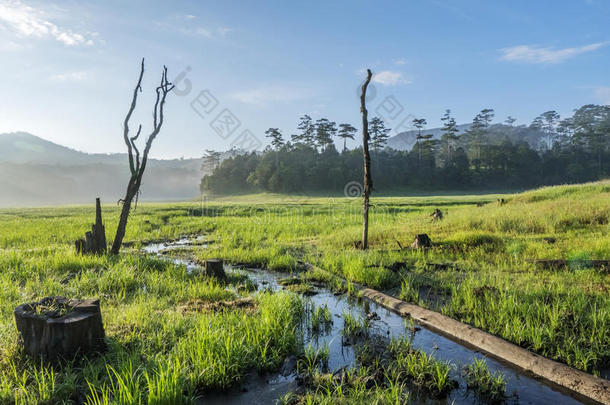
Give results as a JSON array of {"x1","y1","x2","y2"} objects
[
  {"x1": 111, "y1": 60, "x2": 173, "y2": 255},
  {"x1": 140, "y1": 66, "x2": 173, "y2": 175},
  {"x1": 123, "y1": 58, "x2": 145, "y2": 176},
  {"x1": 130, "y1": 124, "x2": 142, "y2": 172}
]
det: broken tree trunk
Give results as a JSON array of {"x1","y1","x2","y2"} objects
[
  {"x1": 204, "y1": 259, "x2": 227, "y2": 280},
  {"x1": 75, "y1": 198, "x2": 107, "y2": 255},
  {"x1": 14, "y1": 297, "x2": 106, "y2": 363},
  {"x1": 360, "y1": 69, "x2": 373, "y2": 250},
  {"x1": 411, "y1": 234, "x2": 432, "y2": 249}
]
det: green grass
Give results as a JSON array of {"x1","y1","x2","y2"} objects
[
  {"x1": 465, "y1": 358, "x2": 507, "y2": 403},
  {"x1": 310, "y1": 304, "x2": 333, "y2": 335},
  {"x1": 0, "y1": 180, "x2": 608, "y2": 402},
  {"x1": 0, "y1": 232, "x2": 305, "y2": 403},
  {"x1": 341, "y1": 312, "x2": 369, "y2": 339},
  {"x1": 287, "y1": 336, "x2": 458, "y2": 404},
  {"x1": 387, "y1": 337, "x2": 455, "y2": 396}
]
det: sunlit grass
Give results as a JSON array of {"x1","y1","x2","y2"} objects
[{"x1": 0, "y1": 180, "x2": 608, "y2": 402}]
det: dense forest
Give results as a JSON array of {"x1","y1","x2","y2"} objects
[{"x1": 200, "y1": 104, "x2": 610, "y2": 194}]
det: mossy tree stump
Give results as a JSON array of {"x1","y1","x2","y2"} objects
[
  {"x1": 411, "y1": 234, "x2": 432, "y2": 249},
  {"x1": 204, "y1": 259, "x2": 227, "y2": 280},
  {"x1": 14, "y1": 297, "x2": 106, "y2": 363}
]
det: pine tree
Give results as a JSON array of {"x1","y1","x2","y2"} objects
[
  {"x1": 265, "y1": 127, "x2": 284, "y2": 150},
  {"x1": 202, "y1": 149, "x2": 221, "y2": 172},
  {"x1": 315, "y1": 118, "x2": 337, "y2": 151},
  {"x1": 291, "y1": 114, "x2": 316, "y2": 148},
  {"x1": 369, "y1": 117, "x2": 391, "y2": 151},
  {"x1": 466, "y1": 108, "x2": 494, "y2": 166},
  {"x1": 439, "y1": 110, "x2": 460, "y2": 167},
  {"x1": 412, "y1": 117, "x2": 427, "y2": 161},
  {"x1": 337, "y1": 123, "x2": 357, "y2": 151}
]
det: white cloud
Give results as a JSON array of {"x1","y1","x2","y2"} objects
[
  {"x1": 192, "y1": 27, "x2": 212, "y2": 38},
  {"x1": 594, "y1": 87, "x2": 610, "y2": 104},
  {"x1": 372, "y1": 70, "x2": 411, "y2": 86},
  {"x1": 229, "y1": 84, "x2": 314, "y2": 105},
  {"x1": 50, "y1": 71, "x2": 90, "y2": 82},
  {"x1": 394, "y1": 58, "x2": 407, "y2": 65},
  {"x1": 168, "y1": 24, "x2": 233, "y2": 39},
  {"x1": 499, "y1": 42, "x2": 608, "y2": 64},
  {"x1": 162, "y1": 14, "x2": 233, "y2": 39},
  {"x1": 0, "y1": 0, "x2": 96, "y2": 46},
  {"x1": 217, "y1": 27, "x2": 233, "y2": 37}
]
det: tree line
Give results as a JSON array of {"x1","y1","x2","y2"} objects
[{"x1": 200, "y1": 104, "x2": 610, "y2": 194}]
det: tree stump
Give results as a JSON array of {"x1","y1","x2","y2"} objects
[
  {"x1": 75, "y1": 198, "x2": 107, "y2": 255},
  {"x1": 411, "y1": 234, "x2": 432, "y2": 249},
  {"x1": 430, "y1": 209, "x2": 443, "y2": 221},
  {"x1": 204, "y1": 259, "x2": 227, "y2": 280},
  {"x1": 14, "y1": 297, "x2": 106, "y2": 363}
]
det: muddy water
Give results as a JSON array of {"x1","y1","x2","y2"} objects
[{"x1": 145, "y1": 237, "x2": 588, "y2": 405}]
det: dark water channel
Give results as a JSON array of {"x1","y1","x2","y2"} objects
[{"x1": 143, "y1": 237, "x2": 588, "y2": 405}]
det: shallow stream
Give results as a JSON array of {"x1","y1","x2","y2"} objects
[{"x1": 143, "y1": 237, "x2": 589, "y2": 405}]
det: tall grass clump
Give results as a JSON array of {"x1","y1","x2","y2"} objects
[
  {"x1": 465, "y1": 358, "x2": 506, "y2": 403},
  {"x1": 173, "y1": 292, "x2": 303, "y2": 391}
]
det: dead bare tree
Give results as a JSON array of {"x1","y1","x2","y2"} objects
[
  {"x1": 360, "y1": 69, "x2": 373, "y2": 250},
  {"x1": 110, "y1": 58, "x2": 174, "y2": 255}
]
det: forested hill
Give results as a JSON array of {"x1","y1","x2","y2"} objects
[
  {"x1": 0, "y1": 132, "x2": 204, "y2": 206},
  {"x1": 201, "y1": 104, "x2": 610, "y2": 195},
  {"x1": 387, "y1": 123, "x2": 547, "y2": 151}
]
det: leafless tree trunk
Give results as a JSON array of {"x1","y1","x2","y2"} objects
[
  {"x1": 110, "y1": 58, "x2": 174, "y2": 255},
  {"x1": 360, "y1": 69, "x2": 373, "y2": 250}
]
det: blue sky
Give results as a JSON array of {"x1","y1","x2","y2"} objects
[{"x1": 0, "y1": 0, "x2": 609, "y2": 158}]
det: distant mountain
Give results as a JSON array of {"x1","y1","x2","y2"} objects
[
  {"x1": 0, "y1": 132, "x2": 205, "y2": 206},
  {"x1": 387, "y1": 123, "x2": 546, "y2": 151}
]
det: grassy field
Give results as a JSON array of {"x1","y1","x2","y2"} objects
[{"x1": 0, "y1": 180, "x2": 608, "y2": 403}]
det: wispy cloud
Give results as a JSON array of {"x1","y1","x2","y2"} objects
[
  {"x1": 372, "y1": 70, "x2": 411, "y2": 86},
  {"x1": 50, "y1": 71, "x2": 90, "y2": 82},
  {"x1": 499, "y1": 42, "x2": 608, "y2": 64},
  {"x1": 394, "y1": 58, "x2": 407, "y2": 65},
  {"x1": 229, "y1": 84, "x2": 314, "y2": 105},
  {"x1": 594, "y1": 87, "x2": 610, "y2": 104},
  {"x1": 162, "y1": 14, "x2": 233, "y2": 39},
  {"x1": 0, "y1": 0, "x2": 96, "y2": 46}
]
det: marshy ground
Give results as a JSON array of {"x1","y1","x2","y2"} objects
[{"x1": 0, "y1": 181, "x2": 608, "y2": 403}]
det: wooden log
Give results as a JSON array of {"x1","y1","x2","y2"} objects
[
  {"x1": 204, "y1": 259, "x2": 227, "y2": 280},
  {"x1": 304, "y1": 262, "x2": 610, "y2": 404},
  {"x1": 14, "y1": 297, "x2": 106, "y2": 363}
]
